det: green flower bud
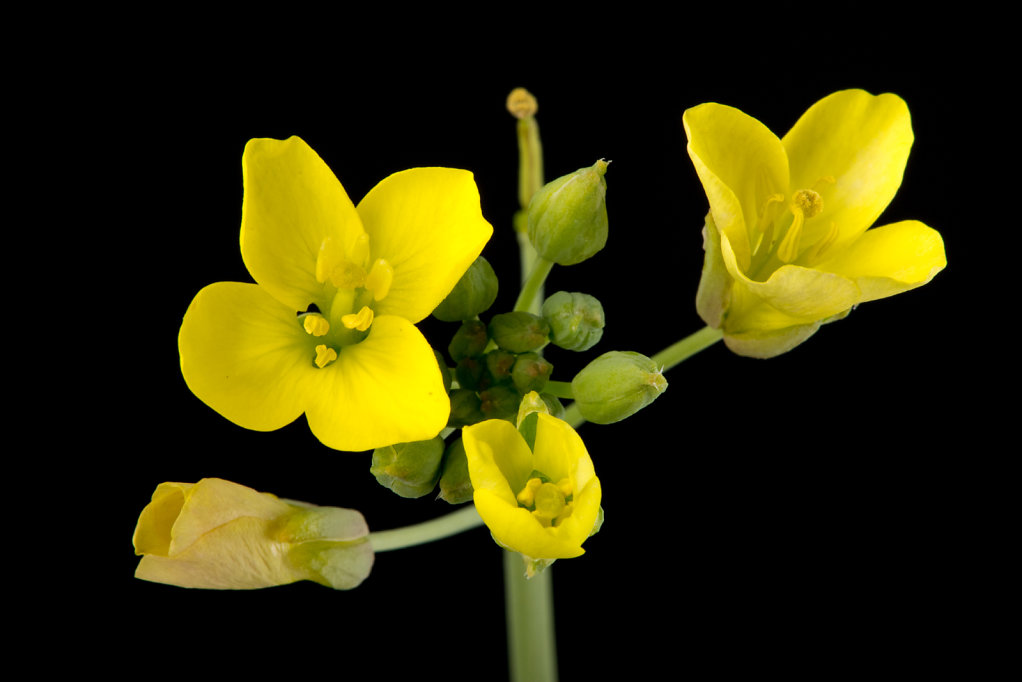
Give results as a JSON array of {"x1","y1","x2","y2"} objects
[
  {"x1": 449, "y1": 388, "x2": 484, "y2": 427},
  {"x1": 479, "y1": 385, "x2": 520, "y2": 420},
  {"x1": 485, "y1": 349, "x2": 517, "y2": 385},
  {"x1": 438, "y1": 438, "x2": 473, "y2": 505},
  {"x1": 511, "y1": 352, "x2": 553, "y2": 393},
  {"x1": 541, "y1": 291, "x2": 606, "y2": 351},
  {"x1": 489, "y1": 311, "x2": 550, "y2": 353},
  {"x1": 455, "y1": 356, "x2": 486, "y2": 391},
  {"x1": 571, "y1": 351, "x2": 667, "y2": 424},
  {"x1": 527, "y1": 160, "x2": 609, "y2": 266},
  {"x1": 448, "y1": 319, "x2": 489, "y2": 362},
  {"x1": 433, "y1": 256, "x2": 499, "y2": 322},
  {"x1": 370, "y1": 436, "x2": 446, "y2": 498}
]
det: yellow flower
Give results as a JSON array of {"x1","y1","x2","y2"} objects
[
  {"x1": 132, "y1": 478, "x2": 373, "y2": 590},
  {"x1": 462, "y1": 413, "x2": 602, "y2": 560},
  {"x1": 684, "y1": 89, "x2": 946, "y2": 358},
  {"x1": 179, "y1": 137, "x2": 492, "y2": 451}
]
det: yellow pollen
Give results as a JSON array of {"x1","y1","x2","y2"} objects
[
  {"x1": 792, "y1": 189, "x2": 824, "y2": 219},
  {"x1": 302, "y1": 314, "x2": 330, "y2": 337},
  {"x1": 506, "y1": 87, "x2": 538, "y2": 119},
  {"x1": 516, "y1": 477, "x2": 544, "y2": 507},
  {"x1": 365, "y1": 258, "x2": 394, "y2": 302},
  {"x1": 341, "y1": 306, "x2": 374, "y2": 331},
  {"x1": 314, "y1": 344, "x2": 338, "y2": 368}
]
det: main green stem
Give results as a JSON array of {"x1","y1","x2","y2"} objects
[{"x1": 505, "y1": 550, "x2": 557, "y2": 682}]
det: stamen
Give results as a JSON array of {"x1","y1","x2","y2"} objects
[
  {"x1": 516, "y1": 477, "x2": 544, "y2": 507},
  {"x1": 365, "y1": 258, "x2": 394, "y2": 302},
  {"x1": 755, "y1": 193, "x2": 786, "y2": 234},
  {"x1": 314, "y1": 344, "x2": 338, "y2": 369},
  {"x1": 302, "y1": 313, "x2": 330, "y2": 337},
  {"x1": 805, "y1": 221, "x2": 840, "y2": 265},
  {"x1": 777, "y1": 190, "x2": 824, "y2": 263},
  {"x1": 792, "y1": 189, "x2": 824, "y2": 218},
  {"x1": 329, "y1": 262, "x2": 367, "y2": 290},
  {"x1": 351, "y1": 233, "x2": 370, "y2": 269},
  {"x1": 341, "y1": 306, "x2": 374, "y2": 332}
]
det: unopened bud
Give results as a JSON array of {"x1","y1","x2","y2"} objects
[
  {"x1": 479, "y1": 385, "x2": 520, "y2": 420},
  {"x1": 527, "y1": 160, "x2": 609, "y2": 266},
  {"x1": 448, "y1": 319, "x2": 489, "y2": 362},
  {"x1": 438, "y1": 438, "x2": 473, "y2": 505},
  {"x1": 449, "y1": 389, "x2": 485, "y2": 427},
  {"x1": 489, "y1": 311, "x2": 550, "y2": 353},
  {"x1": 571, "y1": 351, "x2": 667, "y2": 424},
  {"x1": 512, "y1": 352, "x2": 553, "y2": 393},
  {"x1": 433, "y1": 256, "x2": 499, "y2": 322},
  {"x1": 370, "y1": 436, "x2": 446, "y2": 498},
  {"x1": 485, "y1": 349, "x2": 517, "y2": 385},
  {"x1": 541, "y1": 291, "x2": 605, "y2": 351}
]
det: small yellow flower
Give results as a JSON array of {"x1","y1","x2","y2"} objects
[
  {"x1": 684, "y1": 89, "x2": 946, "y2": 358},
  {"x1": 179, "y1": 137, "x2": 493, "y2": 450},
  {"x1": 462, "y1": 413, "x2": 602, "y2": 560},
  {"x1": 132, "y1": 478, "x2": 373, "y2": 590}
]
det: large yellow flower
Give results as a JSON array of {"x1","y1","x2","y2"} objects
[
  {"x1": 133, "y1": 478, "x2": 373, "y2": 590},
  {"x1": 463, "y1": 413, "x2": 602, "y2": 560},
  {"x1": 180, "y1": 137, "x2": 492, "y2": 451},
  {"x1": 684, "y1": 89, "x2": 946, "y2": 358}
]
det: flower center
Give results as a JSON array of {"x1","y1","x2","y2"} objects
[
  {"x1": 516, "y1": 473, "x2": 575, "y2": 528},
  {"x1": 299, "y1": 234, "x2": 395, "y2": 368},
  {"x1": 749, "y1": 177, "x2": 839, "y2": 277}
]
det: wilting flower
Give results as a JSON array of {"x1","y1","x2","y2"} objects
[
  {"x1": 462, "y1": 412, "x2": 601, "y2": 560},
  {"x1": 684, "y1": 89, "x2": 946, "y2": 358},
  {"x1": 132, "y1": 478, "x2": 372, "y2": 590},
  {"x1": 180, "y1": 137, "x2": 493, "y2": 451}
]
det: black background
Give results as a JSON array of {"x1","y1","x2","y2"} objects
[{"x1": 76, "y1": 12, "x2": 999, "y2": 680}]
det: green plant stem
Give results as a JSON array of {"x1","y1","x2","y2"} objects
[
  {"x1": 650, "y1": 325, "x2": 723, "y2": 371},
  {"x1": 543, "y1": 380, "x2": 573, "y2": 400},
  {"x1": 367, "y1": 505, "x2": 483, "y2": 552},
  {"x1": 514, "y1": 256, "x2": 554, "y2": 314},
  {"x1": 504, "y1": 550, "x2": 558, "y2": 682}
]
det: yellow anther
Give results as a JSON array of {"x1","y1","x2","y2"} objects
[
  {"x1": 531, "y1": 482, "x2": 566, "y2": 526},
  {"x1": 365, "y1": 258, "x2": 394, "y2": 302},
  {"x1": 302, "y1": 313, "x2": 330, "y2": 337},
  {"x1": 341, "y1": 306, "x2": 374, "y2": 332},
  {"x1": 555, "y1": 477, "x2": 574, "y2": 499},
  {"x1": 314, "y1": 344, "x2": 338, "y2": 369},
  {"x1": 777, "y1": 190, "x2": 824, "y2": 263},
  {"x1": 506, "y1": 87, "x2": 538, "y2": 119},
  {"x1": 516, "y1": 477, "x2": 544, "y2": 507},
  {"x1": 791, "y1": 189, "x2": 824, "y2": 219}
]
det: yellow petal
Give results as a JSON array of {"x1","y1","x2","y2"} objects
[
  {"x1": 473, "y1": 490, "x2": 587, "y2": 559},
  {"x1": 463, "y1": 418, "x2": 535, "y2": 506},
  {"x1": 531, "y1": 414, "x2": 595, "y2": 492},
  {"x1": 179, "y1": 281, "x2": 315, "y2": 433},
  {"x1": 165, "y1": 478, "x2": 291, "y2": 555},
  {"x1": 302, "y1": 315, "x2": 449, "y2": 452},
  {"x1": 684, "y1": 102, "x2": 789, "y2": 273},
  {"x1": 135, "y1": 516, "x2": 299, "y2": 589},
  {"x1": 814, "y1": 220, "x2": 947, "y2": 302},
  {"x1": 723, "y1": 322, "x2": 822, "y2": 359},
  {"x1": 132, "y1": 482, "x2": 195, "y2": 556},
  {"x1": 782, "y1": 90, "x2": 913, "y2": 250},
  {"x1": 719, "y1": 228, "x2": 859, "y2": 323},
  {"x1": 356, "y1": 168, "x2": 493, "y2": 323},
  {"x1": 240, "y1": 136, "x2": 368, "y2": 312}
]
